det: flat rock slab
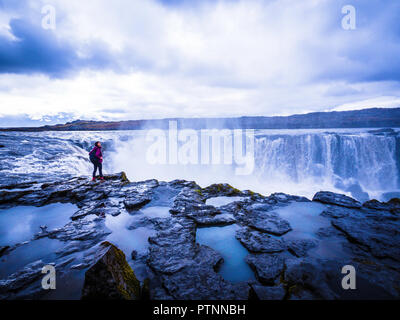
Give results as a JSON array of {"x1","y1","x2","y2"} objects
[
  {"x1": 287, "y1": 239, "x2": 319, "y2": 257},
  {"x1": 245, "y1": 254, "x2": 285, "y2": 285},
  {"x1": 124, "y1": 195, "x2": 151, "y2": 210},
  {"x1": 331, "y1": 219, "x2": 400, "y2": 261},
  {"x1": 236, "y1": 228, "x2": 286, "y2": 253},
  {"x1": 244, "y1": 210, "x2": 292, "y2": 236}
]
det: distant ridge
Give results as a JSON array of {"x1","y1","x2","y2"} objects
[{"x1": 1, "y1": 107, "x2": 400, "y2": 131}]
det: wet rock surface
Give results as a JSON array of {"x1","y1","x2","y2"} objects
[
  {"x1": 246, "y1": 254, "x2": 285, "y2": 285},
  {"x1": 313, "y1": 191, "x2": 362, "y2": 208},
  {"x1": 236, "y1": 228, "x2": 287, "y2": 253},
  {"x1": 0, "y1": 173, "x2": 399, "y2": 300},
  {"x1": 250, "y1": 284, "x2": 286, "y2": 300}
]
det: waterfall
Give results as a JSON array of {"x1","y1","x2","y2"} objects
[
  {"x1": 1, "y1": 129, "x2": 398, "y2": 201},
  {"x1": 254, "y1": 132, "x2": 398, "y2": 200}
]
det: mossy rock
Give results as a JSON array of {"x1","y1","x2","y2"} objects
[
  {"x1": 120, "y1": 171, "x2": 129, "y2": 183},
  {"x1": 103, "y1": 172, "x2": 130, "y2": 183},
  {"x1": 203, "y1": 183, "x2": 242, "y2": 196},
  {"x1": 81, "y1": 241, "x2": 140, "y2": 300}
]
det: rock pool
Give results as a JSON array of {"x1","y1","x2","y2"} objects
[
  {"x1": 0, "y1": 203, "x2": 77, "y2": 246},
  {"x1": 196, "y1": 224, "x2": 255, "y2": 283},
  {"x1": 206, "y1": 196, "x2": 247, "y2": 207}
]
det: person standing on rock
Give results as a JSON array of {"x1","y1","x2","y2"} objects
[{"x1": 89, "y1": 141, "x2": 104, "y2": 181}]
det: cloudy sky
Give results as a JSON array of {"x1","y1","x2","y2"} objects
[{"x1": 0, "y1": 0, "x2": 399, "y2": 127}]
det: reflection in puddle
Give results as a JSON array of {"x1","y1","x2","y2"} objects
[
  {"x1": 196, "y1": 224, "x2": 255, "y2": 283},
  {"x1": 0, "y1": 237, "x2": 63, "y2": 278},
  {"x1": 140, "y1": 206, "x2": 171, "y2": 218},
  {"x1": 43, "y1": 268, "x2": 87, "y2": 300},
  {"x1": 0, "y1": 203, "x2": 77, "y2": 246},
  {"x1": 275, "y1": 201, "x2": 328, "y2": 239},
  {"x1": 105, "y1": 210, "x2": 155, "y2": 258},
  {"x1": 276, "y1": 201, "x2": 349, "y2": 259},
  {"x1": 206, "y1": 196, "x2": 246, "y2": 207}
]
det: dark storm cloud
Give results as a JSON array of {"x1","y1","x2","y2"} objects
[
  {"x1": 0, "y1": 18, "x2": 117, "y2": 77},
  {"x1": 1, "y1": 0, "x2": 400, "y2": 86}
]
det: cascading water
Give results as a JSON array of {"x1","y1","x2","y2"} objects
[
  {"x1": 253, "y1": 131, "x2": 398, "y2": 201},
  {"x1": 0, "y1": 128, "x2": 398, "y2": 201}
]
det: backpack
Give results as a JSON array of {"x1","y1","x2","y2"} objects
[{"x1": 89, "y1": 147, "x2": 98, "y2": 161}]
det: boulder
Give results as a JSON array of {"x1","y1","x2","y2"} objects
[
  {"x1": 313, "y1": 191, "x2": 361, "y2": 208},
  {"x1": 81, "y1": 241, "x2": 141, "y2": 300}
]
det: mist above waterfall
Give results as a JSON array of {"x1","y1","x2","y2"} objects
[
  {"x1": 108, "y1": 128, "x2": 399, "y2": 201},
  {"x1": 0, "y1": 128, "x2": 398, "y2": 202}
]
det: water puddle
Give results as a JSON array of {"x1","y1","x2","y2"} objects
[
  {"x1": 274, "y1": 201, "x2": 328, "y2": 239},
  {"x1": 148, "y1": 185, "x2": 181, "y2": 206},
  {"x1": 0, "y1": 237, "x2": 64, "y2": 278},
  {"x1": 275, "y1": 201, "x2": 350, "y2": 259},
  {"x1": 196, "y1": 224, "x2": 255, "y2": 283},
  {"x1": 140, "y1": 206, "x2": 171, "y2": 219},
  {"x1": 0, "y1": 203, "x2": 77, "y2": 246},
  {"x1": 206, "y1": 196, "x2": 246, "y2": 207},
  {"x1": 104, "y1": 210, "x2": 156, "y2": 259},
  {"x1": 43, "y1": 268, "x2": 87, "y2": 300}
]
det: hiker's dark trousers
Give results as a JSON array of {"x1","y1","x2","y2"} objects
[{"x1": 91, "y1": 159, "x2": 103, "y2": 178}]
